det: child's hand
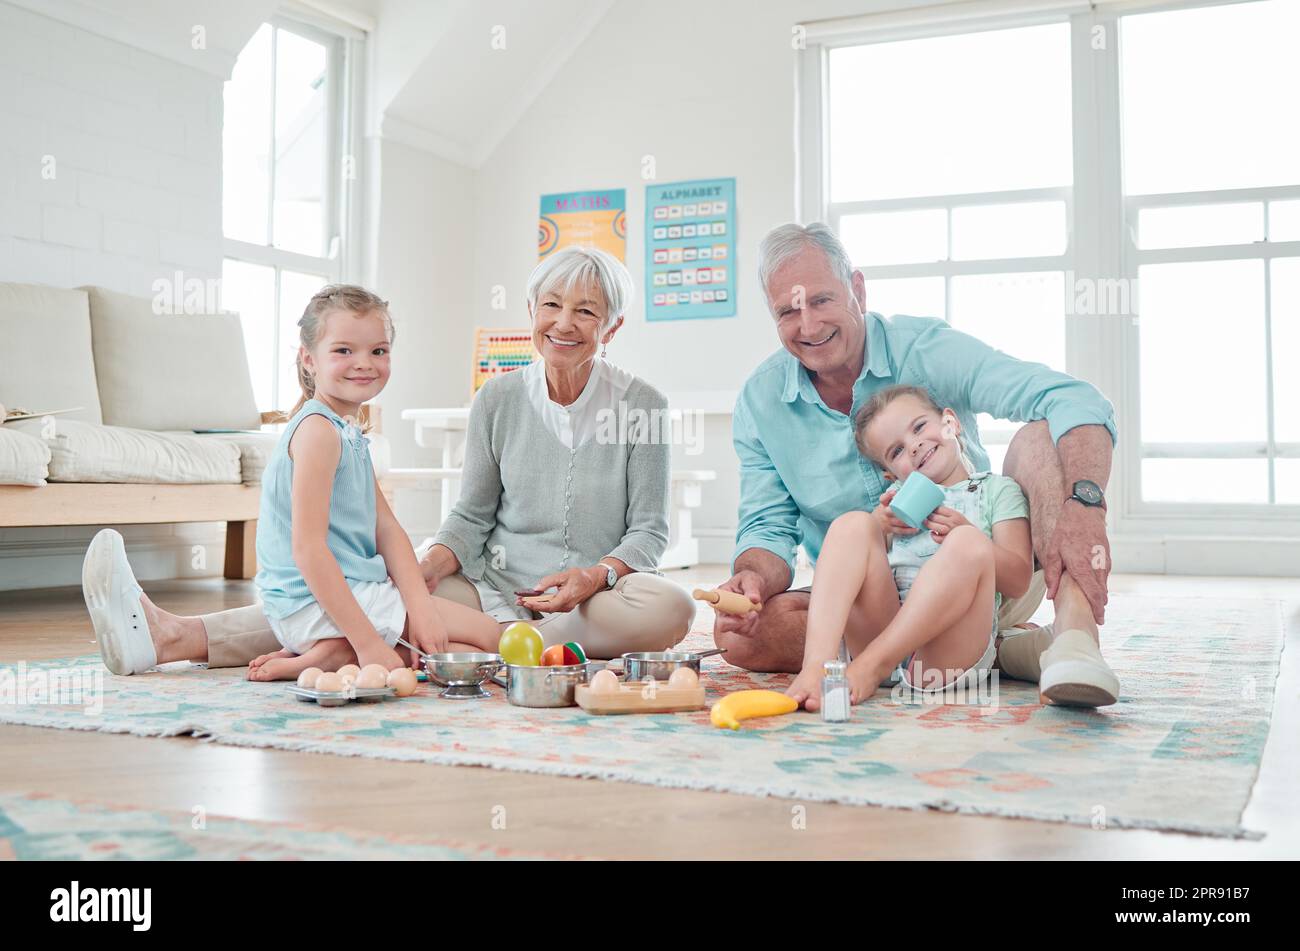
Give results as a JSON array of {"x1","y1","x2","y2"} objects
[
  {"x1": 408, "y1": 601, "x2": 449, "y2": 658},
  {"x1": 872, "y1": 487, "x2": 917, "y2": 539},
  {"x1": 924, "y1": 506, "x2": 972, "y2": 542}
]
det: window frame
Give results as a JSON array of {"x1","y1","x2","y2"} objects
[
  {"x1": 796, "y1": 0, "x2": 1300, "y2": 555},
  {"x1": 222, "y1": 12, "x2": 366, "y2": 412}
]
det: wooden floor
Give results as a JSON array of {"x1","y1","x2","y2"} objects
[{"x1": 1, "y1": 568, "x2": 1297, "y2": 860}]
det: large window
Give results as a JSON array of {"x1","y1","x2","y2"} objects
[
  {"x1": 1120, "y1": 0, "x2": 1300, "y2": 506},
  {"x1": 222, "y1": 17, "x2": 359, "y2": 412},
  {"x1": 804, "y1": 0, "x2": 1300, "y2": 549},
  {"x1": 826, "y1": 22, "x2": 1073, "y2": 474}
]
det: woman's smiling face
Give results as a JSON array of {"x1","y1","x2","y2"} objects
[
  {"x1": 530, "y1": 280, "x2": 610, "y2": 369},
  {"x1": 864, "y1": 392, "x2": 964, "y2": 483}
]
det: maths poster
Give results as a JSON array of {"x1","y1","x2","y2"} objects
[
  {"x1": 538, "y1": 189, "x2": 627, "y2": 261},
  {"x1": 645, "y1": 177, "x2": 736, "y2": 321}
]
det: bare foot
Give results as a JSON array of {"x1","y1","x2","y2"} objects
[
  {"x1": 249, "y1": 648, "x2": 292, "y2": 670},
  {"x1": 785, "y1": 666, "x2": 828, "y2": 712},
  {"x1": 846, "y1": 656, "x2": 891, "y2": 705},
  {"x1": 248, "y1": 653, "x2": 313, "y2": 682}
]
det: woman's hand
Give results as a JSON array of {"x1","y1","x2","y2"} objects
[
  {"x1": 924, "y1": 505, "x2": 972, "y2": 542},
  {"x1": 407, "y1": 600, "x2": 449, "y2": 658},
  {"x1": 418, "y1": 544, "x2": 458, "y2": 594},
  {"x1": 872, "y1": 487, "x2": 917, "y2": 541},
  {"x1": 520, "y1": 566, "x2": 606, "y2": 614}
]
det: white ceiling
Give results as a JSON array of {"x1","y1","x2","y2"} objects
[
  {"x1": 377, "y1": 0, "x2": 615, "y2": 167},
  {"x1": 13, "y1": 0, "x2": 614, "y2": 168},
  {"x1": 9, "y1": 0, "x2": 277, "y2": 77}
]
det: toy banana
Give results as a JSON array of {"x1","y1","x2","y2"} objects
[{"x1": 710, "y1": 690, "x2": 799, "y2": 730}]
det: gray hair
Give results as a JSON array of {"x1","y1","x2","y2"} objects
[
  {"x1": 757, "y1": 222, "x2": 856, "y2": 298},
  {"x1": 526, "y1": 245, "x2": 634, "y2": 330}
]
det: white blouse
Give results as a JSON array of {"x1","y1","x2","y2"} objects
[{"x1": 523, "y1": 357, "x2": 636, "y2": 450}]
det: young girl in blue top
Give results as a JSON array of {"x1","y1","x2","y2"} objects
[
  {"x1": 786, "y1": 384, "x2": 1035, "y2": 708},
  {"x1": 248, "y1": 285, "x2": 500, "y2": 682}
]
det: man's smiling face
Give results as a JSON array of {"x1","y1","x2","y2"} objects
[{"x1": 765, "y1": 246, "x2": 867, "y2": 378}]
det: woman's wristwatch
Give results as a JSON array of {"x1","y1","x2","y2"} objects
[{"x1": 597, "y1": 561, "x2": 619, "y2": 589}]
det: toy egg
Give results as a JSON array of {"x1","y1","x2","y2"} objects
[
  {"x1": 356, "y1": 664, "x2": 388, "y2": 689},
  {"x1": 297, "y1": 667, "x2": 323, "y2": 689},
  {"x1": 388, "y1": 667, "x2": 418, "y2": 697},
  {"x1": 668, "y1": 667, "x2": 699, "y2": 689},
  {"x1": 337, "y1": 664, "x2": 360, "y2": 685},
  {"x1": 315, "y1": 671, "x2": 344, "y2": 693},
  {"x1": 589, "y1": 669, "x2": 620, "y2": 693}
]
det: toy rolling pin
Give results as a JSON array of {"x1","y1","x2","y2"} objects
[{"x1": 693, "y1": 588, "x2": 761, "y2": 616}]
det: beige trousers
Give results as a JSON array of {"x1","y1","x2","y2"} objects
[
  {"x1": 200, "y1": 572, "x2": 696, "y2": 667},
  {"x1": 996, "y1": 568, "x2": 1048, "y2": 631}
]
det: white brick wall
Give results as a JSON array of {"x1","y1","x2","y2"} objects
[
  {"x1": 0, "y1": 0, "x2": 227, "y2": 591},
  {"x1": 0, "y1": 0, "x2": 223, "y2": 297}
]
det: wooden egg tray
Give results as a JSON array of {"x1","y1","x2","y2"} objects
[{"x1": 575, "y1": 681, "x2": 706, "y2": 715}]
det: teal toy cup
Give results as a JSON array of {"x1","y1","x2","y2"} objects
[{"x1": 888, "y1": 471, "x2": 945, "y2": 530}]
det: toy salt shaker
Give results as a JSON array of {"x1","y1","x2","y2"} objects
[{"x1": 821, "y1": 660, "x2": 850, "y2": 722}]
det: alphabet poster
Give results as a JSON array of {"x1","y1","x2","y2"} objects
[
  {"x1": 645, "y1": 177, "x2": 736, "y2": 321},
  {"x1": 538, "y1": 189, "x2": 627, "y2": 261}
]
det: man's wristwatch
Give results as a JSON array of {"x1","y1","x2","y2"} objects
[
  {"x1": 597, "y1": 562, "x2": 618, "y2": 589},
  {"x1": 1068, "y1": 479, "x2": 1106, "y2": 510}
]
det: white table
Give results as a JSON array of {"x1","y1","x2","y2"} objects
[{"x1": 398, "y1": 407, "x2": 471, "y2": 526}]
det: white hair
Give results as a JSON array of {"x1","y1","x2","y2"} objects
[
  {"x1": 526, "y1": 245, "x2": 634, "y2": 330},
  {"x1": 757, "y1": 222, "x2": 856, "y2": 298}
]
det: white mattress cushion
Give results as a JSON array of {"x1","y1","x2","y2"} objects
[
  {"x1": 0, "y1": 283, "x2": 103, "y2": 425},
  {"x1": 6, "y1": 419, "x2": 242, "y2": 484},
  {"x1": 83, "y1": 285, "x2": 262, "y2": 432},
  {"x1": 202, "y1": 431, "x2": 279, "y2": 484},
  {"x1": 0, "y1": 427, "x2": 52, "y2": 486}
]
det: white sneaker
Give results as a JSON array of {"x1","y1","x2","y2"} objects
[
  {"x1": 82, "y1": 529, "x2": 157, "y2": 675},
  {"x1": 1038, "y1": 628, "x2": 1119, "y2": 707}
]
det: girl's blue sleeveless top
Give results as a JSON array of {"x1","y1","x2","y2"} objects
[{"x1": 254, "y1": 399, "x2": 387, "y2": 619}]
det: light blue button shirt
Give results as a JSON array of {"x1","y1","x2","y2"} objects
[{"x1": 732, "y1": 311, "x2": 1117, "y2": 577}]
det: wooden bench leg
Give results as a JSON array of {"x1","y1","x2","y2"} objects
[{"x1": 224, "y1": 519, "x2": 257, "y2": 580}]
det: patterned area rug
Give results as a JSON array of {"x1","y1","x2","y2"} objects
[
  {"x1": 0, "y1": 595, "x2": 1283, "y2": 838},
  {"x1": 0, "y1": 791, "x2": 570, "y2": 860}
]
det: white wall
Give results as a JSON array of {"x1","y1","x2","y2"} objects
[
  {"x1": 468, "y1": 0, "x2": 868, "y2": 555},
  {"x1": 0, "y1": 0, "x2": 228, "y2": 590},
  {"x1": 0, "y1": 1, "x2": 223, "y2": 293},
  {"x1": 372, "y1": 139, "x2": 476, "y2": 537}
]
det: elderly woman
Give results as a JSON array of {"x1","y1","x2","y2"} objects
[
  {"x1": 419, "y1": 246, "x2": 694, "y2": 656},
  {"x1": 81, "y1": 246, "x2": 692, "y2": 676}
]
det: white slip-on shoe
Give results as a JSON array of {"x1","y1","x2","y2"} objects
[
  {"x1": 1038, "y1": 628, "x2": 1119, "y2": 707},
  {"x1": 82, "y1": 529, "x2": 157, "y2": 675}
]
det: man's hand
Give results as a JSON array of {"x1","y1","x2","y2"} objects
[
  {"x1": 1040, "y1": 500, "x2": 1110, "y2": 624},
  {"x1": 713, "y1": 569, "x2": 766, "y2": 637}
]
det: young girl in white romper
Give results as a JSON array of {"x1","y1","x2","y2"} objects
[
  {"x1": 247, "y1": 286, "x2": 501, "y2": 682},
  {"x1": 787, "y1": 384, "x2": 1035, "y2": 709}
]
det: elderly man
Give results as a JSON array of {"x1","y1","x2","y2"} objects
[{"x1": 714, "y1": 222, "x2": 1119, "y2": 706}]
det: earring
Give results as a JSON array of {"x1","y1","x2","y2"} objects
[{"x1": 601, "y1": 343, "x2": 607, "y2": 358}]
